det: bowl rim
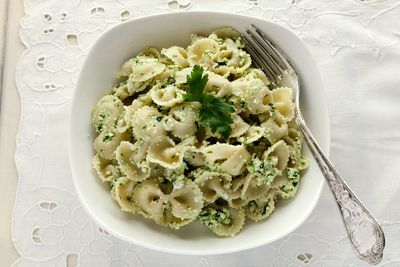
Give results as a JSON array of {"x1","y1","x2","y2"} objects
[{"x1": 69, "y1": 10, "x2": 330, "y2": 255}]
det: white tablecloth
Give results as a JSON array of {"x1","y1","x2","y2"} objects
[{"x1": 12, "y1": 0, "x2": 400, "y2": 266}]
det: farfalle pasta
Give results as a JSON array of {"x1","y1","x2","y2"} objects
[{"x1": 92, "y1": 27, "x2": 309, "y2": 237}]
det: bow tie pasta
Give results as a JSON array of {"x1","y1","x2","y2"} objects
[{"x1": 91, "y1": 27, "x2": 309, "y2": 237}]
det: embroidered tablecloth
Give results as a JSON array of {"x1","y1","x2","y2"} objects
[{"x1": 13, "y1": 0, "x2": 400, "y2": 266}]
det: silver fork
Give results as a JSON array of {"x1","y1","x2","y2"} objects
[{"x1": 242, "y1": 25, "x2": 385, "y2": 265}]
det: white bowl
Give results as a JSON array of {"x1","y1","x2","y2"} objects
[{"x1": 69, "y1": 11, "x2": 330, "y2": 255}]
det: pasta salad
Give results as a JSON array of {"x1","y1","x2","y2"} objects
[{"x1": 92, "y1": 28, "x2": 309, "y2": 237}]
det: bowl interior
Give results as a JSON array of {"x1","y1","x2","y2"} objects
[{"x1": 69, "y1": 11, "x2": 330, "y2": 255}]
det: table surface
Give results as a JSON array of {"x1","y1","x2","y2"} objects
[
  {"x1": 0, "y1": 0, "x2": 23, "y2": 265},
  {"x1": 2, "y1": 1, "x2": 400, "y2": 266}
]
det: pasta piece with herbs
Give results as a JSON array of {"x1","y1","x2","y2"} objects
[
  {"x1": 132, "y1": 178, "x2": 203, "y2": 229},
  {"x1": 287, "y1": 136, "x2": 310, "y2": 170},
  {"x1": 131, "y1": 106, "x2": 165, "y2": 142},
  {"x1": 244, "y1": 195, "x2": 276, "y2": 222},
  {"x1": 115, "y1": 141, "x2": 151, "y2": 182},
  {"x1": 115, "y1": 100, "x2": 145, "y2": 133},
  {"x1": 238, "y1": 125, "x2": 264, "y2": 144},
  {"x1": 201, "y1": 144, "x2": 250, "y2": 176},
  {"x1": 130, "y1": 56, "x2": 166, "y2": 83},
  {"x1": 94, "y1": 130, "x2": 129, "y2": 160},
  {"x1": 241, "y1": 173, "x2": 271, "y2": 201},
  {"x1": 92, "y1": 154, "x2": 121, "y2": 182},
  {"x1": 198, "y1": 206, "x2": 245, "y2": 237},
  {"x1": 161, "y1": 46, "x2": 189, "y2": 68},
  {"x1": 194, "y1": 170, "x2": 235, "y2": 202},
  {"x1": 227, "y1": 177, "x2": 249, "y2": 208},
  {"x1": 147, "y1": 136, "x2": 195, "y2": 169},
  {"x1": 247, "y1": 153, "x2": 282, "y2": 186},
  {"x1": 261, "y1": 111, "x2": 289, "y2": 144},
  {"x1": 133, "y1": 179, "x2": 166, "y2": 224},
  {"x1": 245, "y1": 78, "x2": 274, "y2": 115},
  {"x1": 150, "y1": 83, "x2": 185, "y2": 107},
  {"x1": 188, "y1": 38, "x2": 219, "y2": 67},
  {"x1": 271, "y1": 87, "x2": 295, "y2": 121},
  {"x1": 168, "y1": 104, "x2": 198, "y2": 139},
  {"x1": 112, "y1": 177, "x2": 137, "y2": 213},
  {"x1": 229, "y1": 114, "x2": 250, "y2": 138},
  {"x1": 168, "y1": 180, "x2": 204, "y2": 222},
  {"x1": 263, "y1": 140, "x2": 290, "y2": 171},
  {"x1": 269, "y1": 169, "x2": 301, "y2": 199},
  {"x1": 92, "y1": 95, "x2": 124, "y2": 133}
]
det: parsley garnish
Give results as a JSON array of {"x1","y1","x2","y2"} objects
[{"x1": 183, "y1": 65, "x2": 234, "y2": 138}]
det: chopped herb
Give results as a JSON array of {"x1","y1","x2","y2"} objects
[
  {"x1": 202, "y1": 50, "x2": 213, "y2": 58},
  {"x1": 287, "y1": 168, "x2": 300, "y2": 182},
  {"x1": 134, "y1": 59, "x2": 143, "y2": 65},
  {"x1": 103, "y1": 133, "x2": 115, "y2": 142},
  {"x1": 198, "y1": 206, "x2": 232, "y2": 228},
  {"x1": 95, "y1": 124, "x2": 104, "y2": 133},
  {"x1": 268, "y1": 103, "x2": 276, "y2": 116},
  {"x1": 183, "y1": 65, "x2": 234, "y2": 138},
  {"x1": 246, "y1": 201, "x2": 269, "y2": 216},
  {"x1": 98, "y1": 112, "x2": 110, "y2": 120},
  {"x1": 158, "y1": 177, "x2": 168, "y2": 184},
  {"x1": 247, "y1": 154, "x2": 281, "y2": 185},
  {"x1": 238, "y1": 50, "x2": 247, "y2": 59}
]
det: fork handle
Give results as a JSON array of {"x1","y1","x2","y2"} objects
[{"x1": 295, "y1": 111, "x2": 385, "y2": 265}]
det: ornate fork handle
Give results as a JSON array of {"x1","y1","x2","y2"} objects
[{"x1": 295, "y1": 110, "x2": 385, "y2": 265}]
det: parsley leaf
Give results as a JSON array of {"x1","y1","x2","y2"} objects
[
  {"x1": 184, "y1": 65, "x2": 209, "y2": 101},
  {"x1": 183, "y1": 65, "x2": 234, "y2": 138}
]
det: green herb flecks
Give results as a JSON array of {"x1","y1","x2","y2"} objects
[
  {"x1": 198, "y1": 206, "x2": 232, "y2": 228},
  {"x1": 103, "y1": 133, "x2": 115, "y2": 142}
]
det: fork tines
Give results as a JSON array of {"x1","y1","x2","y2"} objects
[{"x1": 242, "y1": 24, "x2": 289, "y2": 84}]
